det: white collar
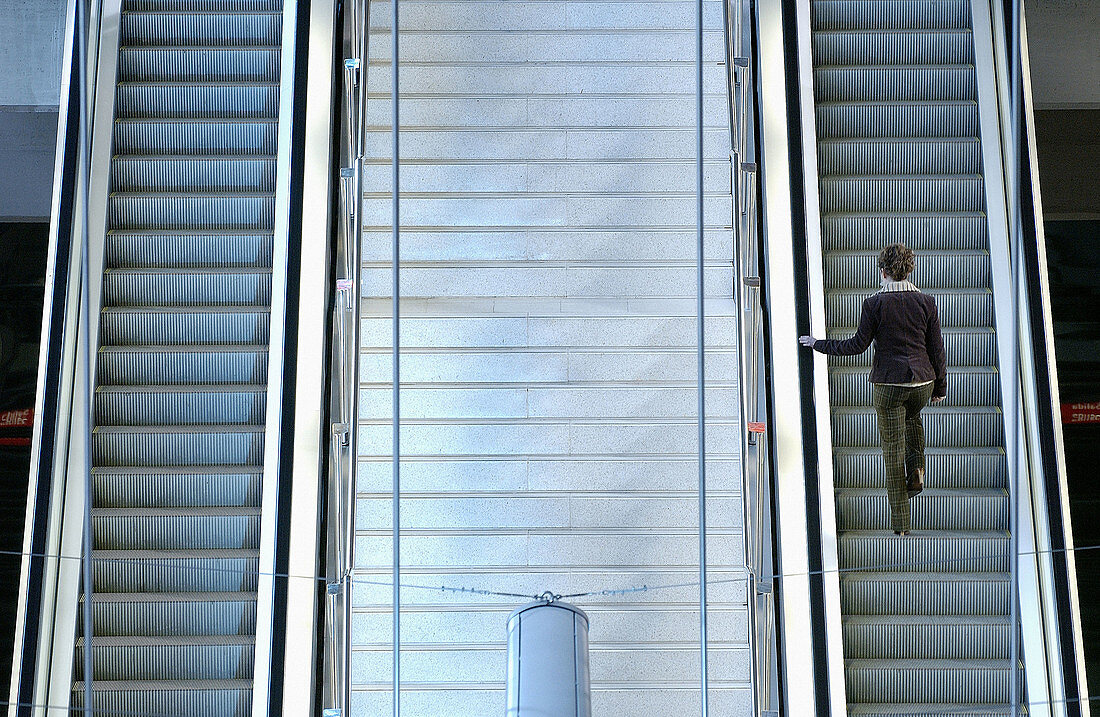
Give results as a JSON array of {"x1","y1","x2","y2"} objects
[{"x1": 880, "y1": 279, "x2": 919, "y2": 293}]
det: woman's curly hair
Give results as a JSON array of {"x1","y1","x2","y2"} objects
[{"x1": 878, "y1": 243, "x2": 915, "y2": 281}]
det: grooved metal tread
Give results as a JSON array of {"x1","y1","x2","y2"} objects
[
  {"x1": 92, "y1": 506, "x2": 262, "y2": 516},
  {"x1": 846, "y1": 705, "x2": 1019, "y2": 717},
  {"x1": 93, "y1": 591, "x2": 260, "y2": 602},
  {"x1": 74, "y1": 679, "x2": 252, "y2": 690},
  {"x1": 77, "y1": 634, "x2": 255, "y2": 646}
]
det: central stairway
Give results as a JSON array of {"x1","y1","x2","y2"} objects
[
  {"x1": 355, "y1": 0, "x2": 746, "y2": 712},
  {"x1": 810, "y1": 1, "x2": 1015, "y2": 714}
]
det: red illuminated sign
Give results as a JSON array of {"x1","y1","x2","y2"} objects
[{"x1": 1062, "y1": 402, "x2": 1100, "y2": 425}]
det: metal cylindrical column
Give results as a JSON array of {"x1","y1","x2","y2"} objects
[{"x1": 506, "y1": 602, "x2": 592, "y2": 717}]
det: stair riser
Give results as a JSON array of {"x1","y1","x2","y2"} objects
[
  {"x1": 93, "y1": 599, "x2": 257, "y2": 636},
  {"x1": 77, "y1": 643, "x2": 254, "y2": 681},
  {"x1": 831, "y1": 412, "x2": 1003, "y2": 448},
  {"x1": 119, "y1": 47, "x2": 280, "y2": 82},
  {"x1": 93, "y1": 557, "x2": 259, "y2": 592},
  {"x1": 837, "y1": 494, "x2": 1007, "y2": 531},
  {"x1": 112, "y1": 159, "x2": 277, "y2": 193},
  {"x1": 823, "y1": 214, "x2": 988, "y2": 252},
  {"x1": 828, "y1": 331, "x2": 994, "y2": 368},
  {"x1": 815, "y1": 67, "x2": 976, "y2": 103},
  {"x1": 818, "y1": 139, "x2": 981, "y2": 176},
  {"x1": 106, "y1": 233, "x2": 274, "y2": 268},
  {"x1": 816, "y1": 104, "x2": 978, "y2": 139},
  {"x1": 825, "y1": 252, "x2": 989, "y2": 290},
  {"x1": 812, "y1": 1, "x2": 972, "y2": 32},
  {"x1": 834, "y1": 452, "x2": 1005, "y2": 490},
  {"x1": 827, "y1": 292, "x2": 991, "y2": 327},
  {"x1": 846, "y1": 666, "x2": 1011, "y2": 703},
  {"x1": 108, "y1": 196, "x2": 275, "y2": 231},
  {"x1": 839, "y1": 536, "x2": 1009, "y2": 572},
  {"x1": 114, "y1": 121, "x2": 277, "y2": 156},
  {"x1": 813, "y1": 31, "x2": 975, "y2": 66},
  {"x1": 820, "y1": 178, "x2": 983, "y2": 213},
  {"x1": 95, "y1": 473, "x2": 262, "y2": 508},
  {"x1": 93, "y1": 431, "x2": 264, "y2": 467},
  {"x1": 841, "y1": 577, "x2": 1009, "y2": 616},
  {"x1": 103, "y1": 272, "x2": 272, "y2": 307},
  {"x1": 120, "y1": 13, "x2": 282, "y2": 46},
  {"x1": 101, "y1": 311, "x2": 271, "y2": 345},
  {"x1": 830, "y1": 372, "x2": 999, "y2": 407},
  {"x1": 844, "y1": 622, "x2": 1010, "y2": 659},
  {"x1": 98, "y1": 350, "x2": 269, "y2": 385},
  {"x1": 94, "y1": 514, "x2": 261, "y2": 550}
]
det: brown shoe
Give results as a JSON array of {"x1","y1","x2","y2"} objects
[{"x1": 906, "y1": 467, "x2": 924, "y2": 498}]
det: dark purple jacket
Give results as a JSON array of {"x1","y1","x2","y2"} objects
[{"x1": 813, "y1": 288, "x2": 947, "y2": 398}]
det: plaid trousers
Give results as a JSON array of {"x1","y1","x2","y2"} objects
[{"x1": 872, "y1": 382, "x2": 934, "y2": 532}]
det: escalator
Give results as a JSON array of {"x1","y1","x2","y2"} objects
[
  {"x1": 751, "y1": 0, "x2": 1091, "y2": 714},
  {"x1": 9, "y1": 0, "x2": 334, "y2": 713},
  {"x1": 812, "y1": 2, "x2": 1013, "y2": 711},
  {"x1": 74, "y1": 0, "x2": 282, "y2": 710}
]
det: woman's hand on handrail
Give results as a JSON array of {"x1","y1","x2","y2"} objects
[{"x1": 798, "y1": 335, "x2": 817, "y2": 348}]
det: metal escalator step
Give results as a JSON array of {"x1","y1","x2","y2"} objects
[
  {"x1": 76, "y1": 635, "x2": 254, "y2": 681},
  {"x1": 836, "y1": 489, "x2": 1007, "y2": 531},
  {"x1": 816, "y1": 101, "x2": 978, "y2": 139},
  {"x1": 98, "y1": 344, "x2": 268, "y2": 385},
  {"x1": 822, "y1": 212, "x2": 987, "y2": 251},
  {"x1": 108, "y1": 193, "x2": 275, "y2": 231},
  {"x1": 818, "y1": 138, "x2": 981, "y2": 177},
  {"x1": 846, "y1": 659, "x2": 1012, "y2": 703},
  {"x1": 831, "y1": 406, "x2": 1003, "y2": 448},
  {"x1": 841, "y1": 571, "x2": 1010, "y2": 615},
  {"x1": 92, "y1": 549, "x2": 259, "y2": 592},
  {"x1": 93, "y1": 424, "x2": 264, "y2": 466},
  {"x1": 96, "y1": 385, "x2": 267, "y2": 425},
  {"x1": 812, "y1": 1, "x2": 971, "y2": 32},
  {"x1": 92, "y1": 592, "x2": 259, "y2": 636},
  {"x1": 819, "y1": 175, "x2": 983, "y2": 213},
  {"x1": 93, "y1": 507, "x2": 262, "y2": 550},
  {"x1": 101, "y1": 306, "x2": 271, "y2": 345},
  {"x1": 829, "y1": 367, "x2": 998, "y2": 407},
  {"x1": 106, "y1": 230, "x2": 273, "y2": 268},
  {"x1": 843, "y1": 615, "x2": 1010, "y2": 660},
  {"x1": 111, "y1": 157, "x2": 277, "y2": 193},
  {"x1": 114, "y1": 118, "x2": 278, "y2": 155},
  {"x1": 814, "y1": 66, "x2": 976, "y2": 103},
  {"x1": 72, "y1": 679, "x2": 252, "y2": 717},
  {"x1": 833, "y1": 448, "x2": 1005, "y2": 490},
  {"x1": 103, "y1": 268, "x2": 273, "y2": 306},
  {"x1": 827, "y1": 288, "x2": 991, "y2": 328},
  {"x1": 826, "y1": 327, "x2": 994, "y2": 368},
  {"x1": 119, "y1": 47, "x2": 280, "y2": 83},
  {"x1": 116, "y1": 83, "x2": 280, "y2": 119},
  {"x1": 825, "y1": 249, "x2": 989, "y2": 290},
  {"x1": 120, "y1": 11, "x2": 282, "y2": 47},
  {"x1": 847, "y1": 704, "x2": 1014, "y2": 717},
  {"x1": 98, "y1": 345, "x2": 269, "y2": 385},
  {"x1": 838, "y1": 532, "x2": 1008, "y2": 573},
  {"x1": 93, "y1": 466, "x2": 263, "y2": 508},
  {"x1": 124, "y1": 0, "x2": 280, "y2": 10},
  {"x1": 813, "y1": 30, "x2": 975, "y2": 66}
]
